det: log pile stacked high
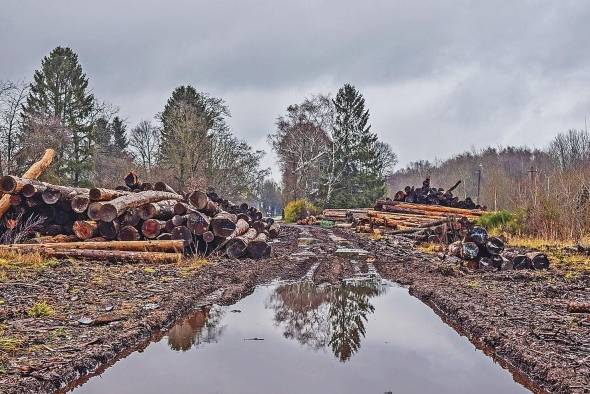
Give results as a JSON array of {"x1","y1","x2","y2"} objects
[
  {"x1": 392, "y1": 177, "x2": 485, "y2": 210},
  {"x1": 0, "y1": 159, "x2": 279, "y2": 263}
]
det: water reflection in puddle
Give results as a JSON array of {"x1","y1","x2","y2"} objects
[{"x1": 73, "y1": 280, "x2": 530, "y2": 394}]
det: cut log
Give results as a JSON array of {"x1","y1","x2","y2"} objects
[
  {"x1": 202, "y1": 231, "x2": 215, "y2": 243},
  {"x1": 89, "y1": 187, "x2": 131, "y2": 201},
  {"x1": 99, "y1": 191, "x2": 183, "y2": 222},
  {"x1": 0, "y1": 247, "x2": 181, "y2": 264},
  {"x1": 211, "y1": 211, "x2": 238, "y2": 237},
  {"x1": 171, "y1": 215, "x2": 186, "y2": 227},
  {"x1": 21, "y1": 181, "x2": 47, "y2": 198},
  {"x1": 154, "y1": 182, "x2": 177, "y2": 193},
  {"x1": 73, "y1": 220, "x2": 99, "y2": 240},
  {"x1": 0, "y1": 176, "x2": 41, "y2": 194},
  {"x1": 121, "y1": 208, "x2": 141, "y2": 227},
  {"x1": 98, "y1": 221, "x2": 120, "y2": 240},
  {"x1": 186, "y1": 212, "x2": 211, "y2": 235},
  {"x1": 138, "y1": 200, "x2": 176, "y2": 220},
  {"x1": 171, "y1": 225, "x2": 193, "y2": 245},
  {"x1": 526, "y1": 252, "x2": 550, "y2": 270},
  {"x1": 0, "y1": 148, "x2": 55, "y2": 220},
  {"x1": 118, "y1": 225, "x2": 140, "y2": 241},
  {"x1": 30, "y1": 234, "x2": 82, "y2": 244},
  {"x1": 141, "y1": 219, "x2": 166, "y2": 239},
  {"x1": 188, "y1": 190, "x2": 219, "y2": 214},
  {"x1": 124, "y1": 171, "x2": 140, "y2": 189},
  {"x1": 226, "y1": 228, "x2": 257, "y2": 258},
  {"x1": 42, "y1": 185, "x2": 89, "y2": 205},
  {"x1": 268, "y1": 223, "x2": 280, "y2": 238},
  {"x1": 1, "y1": 240, "x2": 184, "y2": 253},
  {"x1": 247, "y1": 232, "x2": 271, "y2": 259},
  {"x1": 71, "y1": 195, "x2": 90, "y2": 213},
  {"x1": 87, "y1": 202, "x2": 103, "y2": 221},
  {"x1": 173, "y1": 202, "x2": 195, "y2": 216}
]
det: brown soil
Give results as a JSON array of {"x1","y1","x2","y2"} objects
[{"x1": 1, "y1": 225, "x2": 589, "y2": 393}]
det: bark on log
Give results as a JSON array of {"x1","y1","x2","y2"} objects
[
  {"x1": 30, "y1": 234, "x2": 82, "y2": 243},
  {"x1": 98, "y1": 221, "x2": 120, "y2": 240},
  {"x1": 225, "y1": 228, "x2": 257, "y2": 258},
  {"x1": 124, "y1": 171, "x2": 140, "y2": 189},
  {"x1": 42, "y1": 185, "x2": 89, "y2": 205},
  {"x1": 186, "y1": 212, "x2": 211, "y2": 235},
  {"x1": 247, "y1": 232, "x2": 271, "y2": 259},
  {"x1": 141, "y1": 219, "x2": 167, "y2": 239},
  {"x1": 121, "y1": 208, "x2": 141, "y2": 227},
  {"x1": 118, "y1": 225, "x2": 140, "y2": 241},
  {"x1": 2, "y1": 240, "x2": 184, "y2": 253},
  {"x1": 99, "y1": 191, "x2": 183, "y2": 222},
  {"x1": 0, "y1": 149, "x2": 55, "y2": 220},
  {"x1": 73, "y1": 220, "x2": 99, "y2": 240},
  {"x1": 188, "y1": 190, "x2": 219, "y2": 215},
  {"x1": 21, "y1": 181, "x2": 47, "y2": 198},
  {"x1": 71, "y1": 195, "x2": 90, "y2": 213},
  {"x1": 89, "y1": 187, "x2": 132, "y2": 201},
  {"x1": 138, "y1": 200, "x2": 176, "y2": 220},
  {"x1": 154, "y1": 182, "x2": 177, "y2": 193},
  {"x1": 0, "y1": 246, "x2": 182, "y2": 264},
  {"x1": 211, "y1": 211, "x2": 238, "y2": 237}
]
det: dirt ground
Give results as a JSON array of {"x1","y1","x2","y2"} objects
[{"x1": 1, "y1": 224, "x2": 589, "y2": 393}]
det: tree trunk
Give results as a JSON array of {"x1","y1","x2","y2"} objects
[
  {"x1": 89, "y1": 187, "x2": 132, "y2": 201},
  {"x1": 73, "y1": 220, "x2": 99, "y2": 240},
  {"x1": 225, "y1": 228, "x2": 257, "y2": 258},
  {"x1": 141, "y1": 219, "x2": 167, "y2": 239},
  {"x1": 42, "y1": 185, "x2": 90, "y2": 205},
  {"x1": 186, "y1": 211, "x2": 211, "y2": 235},
  {"x1": 247, "y1": 232, "x2": 271, "y2": 259},
  {"x1": 99, "y1": 191, "x2": 183, "y2": 222},
  {"x1": 211, "y1": 211, "x2": 238, "y2": 237},
  {"x1": 71, "y1": 195, "x2": 90, "y2": 213},
  {"x1": 0, "y1": 148, "x2": 55, "y2": 220},
  {"x1": 138, "y1": 200, "x2": 176, "y2": 220},
  {"x1": 118, "y1": 225, "x2": 140, "y2": 241},
  {"x1": 98, "y1": 220, "x2": 120, "y2": 240}
]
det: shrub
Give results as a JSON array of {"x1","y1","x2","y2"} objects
[
  {"x1": 284, "y1": 199, "x2": 319, "y2": 223},
  {"x1": 477, "y1": 209, "x2": 523, "y2": 235}
]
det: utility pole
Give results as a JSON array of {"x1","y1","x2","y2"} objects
[
  {"x1": 476, "y1": 164, "x2": 482, "y2": 205},
  {"x1": 528, "y1": 166, "x2": 538, "y2": 206}
]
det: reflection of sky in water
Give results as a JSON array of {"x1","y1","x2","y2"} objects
[{"x1": 74, "y1": 281, "x2": 529, "y2": 394}]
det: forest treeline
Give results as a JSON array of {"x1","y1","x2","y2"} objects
[
  {"x1": 390, "y1": 130, "x2": 590, "y2": 240},
  {"x1": 0, "y1": 47, "x2": 282, "y2": 215}
]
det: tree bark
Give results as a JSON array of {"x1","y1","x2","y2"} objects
[
  {"x1": 118, "y1": 225, "x2": 140, "y2": 241},
  {"x1": 225, "y1": 228, "x2": 257, "y2": 258},
  {"x1": 42, "y1": 185, "x2": 90, "y2": 205},
  {"x1": 71, "y1": 195, "x2": 90, "y2": 213},
  {"x1": 2, "y1": 240, "x2": 184, "y2": 253},
  {"x1": 0, "y1": 148, "x2": 55, "y2": 220},
  {"x1": 186, "y1": 211, "x2": 211, "y2": 235},
  {"x1": 89, "y1": 187, "x2": 132, "y2": 201},
  {"x1": 211, "y1": 211, "x2": 238, "y2": 237},
  {"x1": 98, "y1": 220, "x2": 120, "y2": 240},
  {"x1": 138, "y1": 200, "x2": 176, "y2": 220},
  {"x1": 99, "y1": 191, "x2": 183, "y2": 222},
  {"x1": 247, "y1": 232, "x2": 271, "y2": 259}
]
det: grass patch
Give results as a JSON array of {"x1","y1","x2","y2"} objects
[
  {"x1": 466, "y1": 280, "x2": 481, "y2": 289},
  {"x1": 0, "y1": 337, "x2": 23, "y2": 353},
  {"x1": 508, "y1": 236, "x2": 590, "y2": 274},
  {"x1": 417, "y1": 243, "x2": 441, "y2": 254},
  {"x1": 0, "y1": 250, "x2": 60, "y2": 270},
  {"x1": 179, "y1": 257, "x2": 209, "y2": 276},
  {"x1": 27, "y1": 301, "x2": 55, "y2": 318}
]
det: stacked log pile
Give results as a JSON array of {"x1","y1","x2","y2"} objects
[
  {"x1": 0, "y1": 159, "x2": 279, "y2": 263},
  {"x1": 447, "y1": 226, "x2": 550, "y2": 271},
  {"x1": 391, "y1": 178, "x2": 486, "y2": 210}
]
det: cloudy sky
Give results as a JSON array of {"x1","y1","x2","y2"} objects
[{"x1": 2, "y1": 1, "x2": 589, "y2": 177}]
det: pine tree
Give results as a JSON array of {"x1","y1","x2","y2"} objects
[
  {"x1": 111, "y1": 116, "x2": 128, "y2": 150},
  {"x1": 330, "y1": 84, "x2": 386, "y2": 207},
  {"x1": 22, "y1": 47, "x2": 95, "y2": 185}
]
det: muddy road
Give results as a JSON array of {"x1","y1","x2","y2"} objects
[{"x1": 1, "y1": 225, "x2": 589, "y2": 393}]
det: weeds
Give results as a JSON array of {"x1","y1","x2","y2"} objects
[
  {"x1": 27, "y1": 301, "x2": 55, "y2": 318},
  {"x1": 0, "y1": 337, "x2": 23, "y2": 353},
  {"x1": 179, "y1": 257, "x2": 209, "y2": 276},
  {"x1": 0, "y1": 213, "x2": 45, "y2": 245}
]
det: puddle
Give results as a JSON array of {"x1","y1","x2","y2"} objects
[{"x1": 71, "y1": 279, "x2": 531, "y2": 394}]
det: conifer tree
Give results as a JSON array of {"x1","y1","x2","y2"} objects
[
  {"x1": 22, "y1": 47, "x2": 95, "y2": 185},
  {"x1": 330, "y1": 84, "x2": 386, "y2": 207},
  {"x1": 111, "y1": 116, "x2": 128, "y2": 150}
]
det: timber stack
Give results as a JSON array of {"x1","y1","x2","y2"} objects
[
  {"x1": 0, "y1": 153, "x2": 279, "y2": 263},
  {"x1": 390, "y1": 177, "x2": 486, "y2": 210}
]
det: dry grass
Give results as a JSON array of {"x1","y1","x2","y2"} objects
[
  {"x1": 179, "y1": 257, "x2": 209, "y2": 276},
  {"x1": 0, "y1": 249, "x2": 59, "y2": 270},
  {"x1": 0, "y1": 337, "x2": 23, "y2": 353},
  {"x1": 417, "y1": 243, "x2": 443, "y2": 254},
  {"x1": 508, "y1": 236, "x2": 590, "y2": 273}
]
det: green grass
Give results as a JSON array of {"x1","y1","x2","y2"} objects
[
  {"x1": 27, "y1": 301, "x2": 55, "y2": 318},
  {"x1": 0, "y1": 337, "x2": 23, "y2": 353}
]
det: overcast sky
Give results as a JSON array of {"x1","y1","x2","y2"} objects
[{"x1": 2, "y1": 1, "x2": 589, "y2": 178}]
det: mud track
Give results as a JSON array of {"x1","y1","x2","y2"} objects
[{"x1": 1, "y1": 225, "x2": 589, "y2": 393}]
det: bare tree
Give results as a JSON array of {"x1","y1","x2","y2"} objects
[
  {"x1": 0, "y1": 81, "x2": 29, "y2": 175},
  {"x1": 129, "y1": 120, "x2": 160, "y2": 174}
]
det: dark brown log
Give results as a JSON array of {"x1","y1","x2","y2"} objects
[
  {"x1": 141, "y1": 219, "x2": 166, "y2": 239},
  {"x1": 251, "y1": 220, "x2": 267, "y2": 234},
  {"x1": 173, "y1": 202, "x2": 194, "y2": 215},
  {"x1": 202, "y1": 231, "x2": 215, "y2": 243},
  {"x1": 89, "y1": 187, "x2": 132, "y2": 201},
  {"x1": 21, "y1": 181, "x2": 47, "y2": 198},
  {"x1": 157, "y1": 233, "x2": 173, "y2": 240},
  {"x1": 9, "y1": 194, "x2": 23, "y2": 206},
  {"x1": 247, "y1": 232, "x2": 271, "y2": 259},
  {"x1": 171, "y1": 225, "x2": 193, "y2": 245},
  {"x1": 71, "y1": 195, "x2": 90, "y2": 213},
  {"x1": 138, "y1": 199, "x2": 176, "y2": 220},
  {"x1": 3, "y1": 240, "x2": 184, "y2": 253},
  {"x1": 124, "y1": 171, "x2": 140, "y2": 189},
  {"x1": 30, "y1": 234, "x2": 81, "y2": 243},
  {"x1": 237, "y1": 212, "x2": 250, "y2": 222},
  {"x1": 567, "y1": 302, "x2": 590, "y2": 313},
  {"x1": 526, "y1": 252, "x2": 550, "y2": 269},
  {"x1": 447, "y1": 180, "x2": 462, "y2": 193},
  {"x1": 0, "y1": 246, "x2": 181, "y2": 264},
  {"x1": 188, "y1": 190, "x2": 218, "y2": 215},
  {"x1": 118, "y1": 225, "x2": 140, "y2": 241},
  {"x1": 226, "y1": 228, "x2": 257, "y2": 258},
  {"x1": 154, "y1": 182, "x2": 177, "y2": 193},
  {"x1": 73, "y1": 220, "x2": 99, "y2": 240},
  {"x1": 42, "y1": 185, "x2": 89, "y2": 205},
  {"x1": 140, "y1": 182, "x2": 153, "y2": 191},
  {"x1": 87, "y1": 202, "x2": 103, "y2": 221},
  {"x1": 211, "y1": 211, "x2": 238, "y2": 237},
  {"x1": 186, "y1": 211, "x2": 211, "y2": 235},
  {"x1": 171, "y1": 215, "x2": 186, "y2": 227},
  {"x1": 0, "y1": 149, "x2": 55, "y2": 220},
  {"x1": 98, "y1": 221, "x2": 120, "y2": 240},
  {"x1": 0, "y1": 176, "x2": 44, "y2": 194},
  {"x1": 268, "y1": 223, "x2": 280, "y2": 238},
  {"x1": 99, "y1": 191, "x2": 183, "y2": 222},
  {"x1": 121, "y1": 208, "x2": 141, "y2": 227}
]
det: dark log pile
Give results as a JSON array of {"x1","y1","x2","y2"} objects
[
  {"x1": 447, "y1": 226, "x2": 549, "y2": 271},
  {"x1": 0, "y1": 169, "x2": 279, "y2": 263},
  {"x1": 388, "y1": 177, "x2": 486, "y2": 210}
]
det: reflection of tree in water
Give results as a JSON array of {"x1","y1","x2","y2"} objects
[
  {"x1": 167, "y1": 306, "x2": 225, "y2": 352},
  {"x1": 267, "y1": 279, "x2": 383, "y2": 362}
]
